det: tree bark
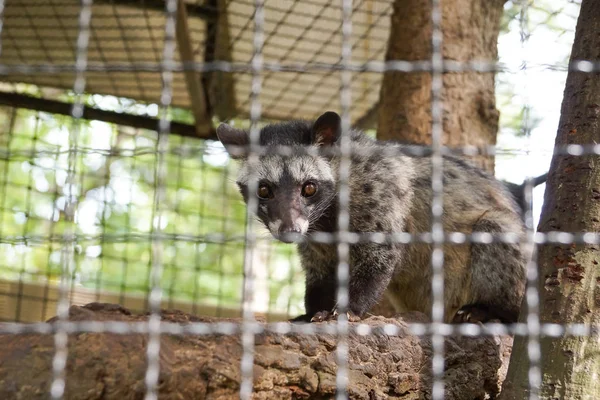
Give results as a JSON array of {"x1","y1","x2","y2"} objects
[
  {"x1": 500, "y1": 1, "x2": 600, "y2": 398},
  {"x1": 0, "y1": 302, "x2": 514, "y2": 400},
  {"x1": 376, "y1": 0, "x2": 505, "y2": 172}
]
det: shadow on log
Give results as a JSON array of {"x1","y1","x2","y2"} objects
[{"x1": 0, "y1": 303, "x2": 512, "y2": 399}]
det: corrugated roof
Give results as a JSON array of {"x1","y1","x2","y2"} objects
[{"x1": 0, "y1": 0, "x2": 393, "y2": 132}]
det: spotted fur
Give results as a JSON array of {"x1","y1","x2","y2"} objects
[{"x1": 217, "y1": 112, "x2": 529, "y2": 323}]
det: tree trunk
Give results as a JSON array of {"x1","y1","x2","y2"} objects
[
  {"x1": 500, "y1": 1, "x2": 600, "y2": 398},
  {"x1": 0, "y1": 303, "x2": 514, "y2": 400},
  {"x1": 376, "y1": 0, "x2": 505, "y2": 172}
]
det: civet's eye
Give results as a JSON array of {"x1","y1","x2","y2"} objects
[
  {"x1": 257, "y1": 183, "x2": 271, "y2": 199},
  {"x1": 301, "y1": 182, "x2": 317, "y2": 197}
]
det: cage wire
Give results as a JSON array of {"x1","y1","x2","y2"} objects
[
  {"x1": 0, "y1": 0, "x2": 598, "y2": 399},
  {"x1": 518, "y1": 1, "x2": 541, "y2": 397},
  {"x1": 49, "y1": 0, "x2": 92, "y2": 397},
  {"x1": 429, "y1": 0, "x2": 444, "y2": 397}
]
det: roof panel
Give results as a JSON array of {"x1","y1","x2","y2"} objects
[{"x1": 0, "y1": 0, "x2": 393, "y2": 128}]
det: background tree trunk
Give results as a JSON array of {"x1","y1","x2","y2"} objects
[
  {"x1": 376, "y1": 0, "x2": 505, "y2": 172},
  {"x1": 500, "y1": 0, "x2": 600, "y2": 398}
]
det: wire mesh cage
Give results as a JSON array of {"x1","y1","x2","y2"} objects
[{"x1": 0, "y1": 0, "x2": 598, "y2": 399}]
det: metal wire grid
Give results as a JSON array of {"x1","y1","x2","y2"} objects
[
  {"x1": 238, "y1": 0, "x2": 263, "y2": 397},
  {"x1": 429, "y1": 0, "x2": 444, "y2": 397},
  {"x1": 0, "y1": 1, "x2": 598, "y2": 400},
  {"x1": 49, "y1": 0, "x2": 92, "y2": 397},
  {"x1": 518, "y1": 1, "x2": 541, "y2": 397},
  {"x1": 0, "y1": 109, "x2": 287, "y2": 322},
  {"x1": 333, "y1": 1, "x2": 353, "y2": 397},
  {"x1": 143, "y1": 0, "x2": 177, "y2": 398}
]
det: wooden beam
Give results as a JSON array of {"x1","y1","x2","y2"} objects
[
  {"x1": 0, "y1": 91, "x2": 217, "y2": 140},
  {"x1": 176, "y1": 0, "x2": 213, "y2": 137},
  {"x1": 198, "y1": 0, "x2": 237, "y2": 120},
  {"x1": 202, "y1": 0, "x2": 218, "y2": 119},
  {"x1": 0, "y1": 279, "x2": 288, "y2": 323}
]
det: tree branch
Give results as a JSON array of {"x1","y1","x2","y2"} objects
[{"x1": 0, "y1": 303, "x2": 513, "y2": 399}]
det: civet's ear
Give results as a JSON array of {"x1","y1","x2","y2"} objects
[
  {"x1": 216, "y1": 123, "x2": 249, "y2": 159},
  {"x1": 311, "y1": 111, "x2": 341, "y2": 146}
]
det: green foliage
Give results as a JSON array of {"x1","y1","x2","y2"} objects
[{"x1": 0, "y1": 101, "x2": 304, "y2": 318}]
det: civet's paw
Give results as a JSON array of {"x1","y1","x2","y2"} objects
[{"x1": 453, "y1": 304, "x2": 499, "y2": 324}]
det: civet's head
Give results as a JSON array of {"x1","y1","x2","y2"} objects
[{"x1": 217, "y1": 112, "x2": 342, "y2": 243}]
